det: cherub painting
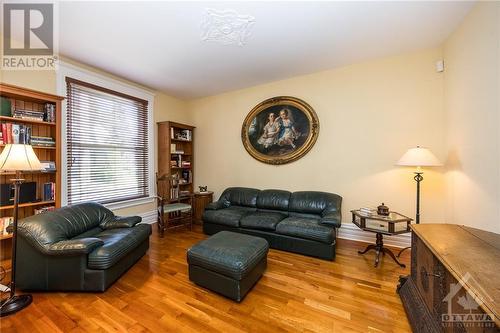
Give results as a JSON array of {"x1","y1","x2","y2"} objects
[{"x1": 242, "y1": 96, "x2": 319, "y2": 165}]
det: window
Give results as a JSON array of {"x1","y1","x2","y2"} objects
[{"x1": 65, "y1": 77, "x2": 149, "y2": 205}]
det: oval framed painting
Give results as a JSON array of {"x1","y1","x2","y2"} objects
[{"x1": 241, "y1": 96, "x2": 320, "y2": 165}]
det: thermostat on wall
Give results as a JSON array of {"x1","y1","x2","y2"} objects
[{"x1": 436, "y1": 60, "x2": 445, "y2": 73}]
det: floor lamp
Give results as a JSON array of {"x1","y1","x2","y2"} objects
[
  {"x1": 396, "y1": 146, "x2": 442, "y2": 256},
  {"x1": 397, "y1": 146, "x2": 442, "y2": 223},
  {"x1": 0, "y1": 144, "x2": 42, "y2": 317}
]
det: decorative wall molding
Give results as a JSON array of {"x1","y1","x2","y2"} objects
[
  {"x1": 201, "y1": 8, "x2": 255, "y2": 46},
  {"x1": 337, "y1": 222, "x2": 411, "y2": 248}
]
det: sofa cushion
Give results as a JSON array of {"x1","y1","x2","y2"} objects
[
  {"x1": 275, "y1": 217, "x2": 335, "y2": 244},
  {"x1": 187, "y1": 231, "x2": 269, "y2": 280},
  {"x1": 221, "y1": 187, "x2": 260, "y2": 208},
  {"x1": 203, "y1": 206, "x2": 255, "y2": 227},
  {"x1": 289, "y1": 191, "x2": 342, "y2": 216},
  {"x1": 289, "y1": 211, "x2": 322, "y2": 220},
  {"x1": 88, "y1": 224, "x2": 152, "y2": 270},
  {"x1": 256, "y1": 189, "x2": 291, "y2": 211},
  {"x1": 240, "y1": 212, "x2": 287, "y2": 231}
]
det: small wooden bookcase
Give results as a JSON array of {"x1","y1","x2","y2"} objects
[
  {"x1": 0, "y1": 83, "x2": 63, "y2": 283},
  {"x1": 157, "y1": 121, "x2": 195, "y2": 202}
]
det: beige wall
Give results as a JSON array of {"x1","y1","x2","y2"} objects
[
  {"x1": 443, "y1": 2, "x2": 500, "y2": 233},
  {"x1": 0, "y1": 58, "x2": 188, "y2": 217},
  {"x1": 188, "y1": 49, "x2": 447, "y2": 225}
]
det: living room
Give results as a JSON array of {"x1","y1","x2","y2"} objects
[{"x1": 0, "y1": 1, "x2": 498, "y2": 332}]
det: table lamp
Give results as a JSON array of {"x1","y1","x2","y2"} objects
[
  {"x1": 396, "y1": 146, "x2": 442, "y2": 224},
  {"x1": 0, "y1": 144, "x2": 42, "y2": 317}
]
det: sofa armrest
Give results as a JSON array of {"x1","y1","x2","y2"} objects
[
  {"x1": 320, "y1": 211, "x2": 341, "y2": 228},
  {"x1": 205, "y1": 200, "x2": 228, "y2": 210},
  {"x1": 46, "y1": 238, "x2": 104, "y2": 255},
  {"x1": 101, "y1": 216, "x2": 142, "y2": 229}
]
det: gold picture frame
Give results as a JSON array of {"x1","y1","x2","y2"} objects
[{"x1": 241, "y1": 96, "x2": 319, "y2": 165}]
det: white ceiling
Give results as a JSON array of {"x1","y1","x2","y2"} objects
[{"x1": 59, "y1": 1, "x2": 475, "y2": 100}]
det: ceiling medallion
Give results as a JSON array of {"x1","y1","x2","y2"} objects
[{"x1": 201, "y1": 8, "x2": 255, "y2": 46}]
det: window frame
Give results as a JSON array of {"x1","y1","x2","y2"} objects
[{"x1": 57, "y1": 61, "x2": 155, "y2": 210}]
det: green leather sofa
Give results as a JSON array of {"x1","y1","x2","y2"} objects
[
  {"x1": 16, "y1": 202, "x2": 151, "y2": 292},
  {"x1": 202, "y1": 187, "x2": 342, "y2": 260}
]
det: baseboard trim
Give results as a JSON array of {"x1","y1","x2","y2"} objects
[
  {"x1": 138, "y1": 210, "x2": 157, "y2": 225},
  {"x1": 337, "y1": 222, "x2": 411, "y2": 248}
]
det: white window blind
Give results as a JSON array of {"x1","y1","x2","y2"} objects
[{"x1": 66, "y1": 77, "x2": 149, "y2": 205}]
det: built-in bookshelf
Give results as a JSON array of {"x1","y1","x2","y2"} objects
[
  {"x1": 0, "y1": 83, "x2": 63, "y2": 281},
  {"x1": 157, "y1": 121, "x2": 195, "y2": 202}
]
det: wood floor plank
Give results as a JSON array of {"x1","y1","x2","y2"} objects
[{"x1": 0, "y1": 225, "x2": 411, "y2": 332}]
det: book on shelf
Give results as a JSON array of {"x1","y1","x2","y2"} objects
[
  {"x1": 40, "y1": 161, "x2": 56, "y2": 172},
  {"x1": 12, "y1": 108, "x2": 44, "y2": 121},
  {"x1": 31, "y1": 135, "x2": 55, "y2": 147},
  {"x1": 0, "y1": 216, "x2": 13, "y2": 235},
  {"x1": 170, "y1": 187, "x2": 179, "y2": 200},
  {"x1": 179, "y1": 190, "x2": 191, "y2": 197},
  {"x1": 34, "y1": 206, "x2": 55, "y2": 215},
  {"x1": 171, "y1": 154, "x2": 191, "y2": 167},
  {"x1": 43, "y1": 182, "x2": 55, "y2": 201},
  {"x1": 0, "y1": 97, "x2": 12, "y2": 117},
  {"x1": 181, "y1": 169, "x2": 192, "y2": 184},
  {"x1": 1, "y1": 122, "x2": 31, "y2": 144},
  {"x1": 44, "y1": 103, "x2": 56, "y2": 122}
]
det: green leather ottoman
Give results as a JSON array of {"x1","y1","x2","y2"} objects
[{"x1": 187, "y1": 231, "x2": 269, "y2": 302}]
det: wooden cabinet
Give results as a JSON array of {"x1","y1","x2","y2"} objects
[
  {"x1": 193, "y1": 191, "x2": 213, "y2": 224},
  {"x1": 399, "y1": 224, "x2": 499, "y2": 333},
  {"x1": 0, "y1": 83, "x2": 63, "y2": 285}
]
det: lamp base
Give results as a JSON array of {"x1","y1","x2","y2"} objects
[{"x1": 0, "y1": 294, "x2": 32, "y2": 317}]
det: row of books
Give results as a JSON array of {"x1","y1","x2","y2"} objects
[
  {"x1": 12, "y1": 108, "x2": 44, "y2": 122},
  {"x1": 171, "y1": 128, "x2": 192, "y2": 141},
  {"x1": 170, "y1": 143, "x2": 184, "y2": 154},
  {"x1": 31, "y1": 135, "x2": 55, "y2": 147},
  {"x1": 1, "y1": 122, "x2": 55, "y2": 147},
  {"x1": 1, "y1": 98, "x2": 56, "y2": 123},
  {"x1": 1, "y1": 123, "x2": 32, "y2": 144},
  {"x1": 34, "y1": 206, "x2": 55, "y2": 215},
  {"x1": 170, "y1": 187, "x2": 192, "y2": 200},
  {"x1": 170, "y1": 154, "x2": 191, "y2": 168},
  {"x1": 0, "y1": 217, "x2": 13, "y2": 236},
  {"x1": 43, "y1": 182, "x2": 56, "y2": 201}
]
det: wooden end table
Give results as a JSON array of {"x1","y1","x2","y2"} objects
[
  {"x1": 351, "y1": 210, "x2": 412, "y2": 268},
  {"x1": 193, "y1": 191, "x2": 213, "y2": 224}
]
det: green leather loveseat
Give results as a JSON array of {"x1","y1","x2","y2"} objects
[
  {"x1": 202, "y1": 187, "x2": 342, "y2": 260},
  {"x1": 16, "y1": 202, "x2": 151, "y2": 291}
]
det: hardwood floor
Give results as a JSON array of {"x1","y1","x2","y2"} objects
[{"x1": 0, "y1": 226, "x2": 411, "y2": 332}]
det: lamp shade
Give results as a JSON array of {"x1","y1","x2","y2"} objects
[
  {"x1": 0, "y1": 144, "x2": 42, "y2": 171},
  {"x1": 396, "y1": 146, "x2": 442, "y2": 167}
]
